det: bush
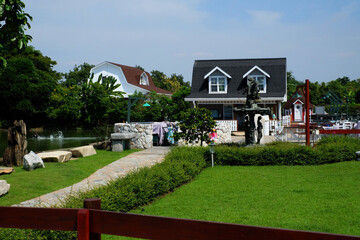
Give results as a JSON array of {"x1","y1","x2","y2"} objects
[{"x1": 205, "y1": 136, "x2": 360, "y2": 166}]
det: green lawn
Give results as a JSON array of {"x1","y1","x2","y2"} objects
[
  {"x1": 104, "y1": 161, "x2": 360, "y2": 239},
  {"x1": 0, "y1": 149, "x2": 139, "y2": 206}
]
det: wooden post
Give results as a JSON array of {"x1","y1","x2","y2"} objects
[
  {"x1": 77, "y1": 209, "x2": 90, "y2": 240},
  {"x1": 84, "y1": 198, "x2": 101, "y2": 240},
  {"x1": 305, "y1": 79, "x2": 310, "y2": 146}
]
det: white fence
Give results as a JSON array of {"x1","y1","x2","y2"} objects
[{"x1": 215, "y1": 120, "x2": 238, "y2": 132}]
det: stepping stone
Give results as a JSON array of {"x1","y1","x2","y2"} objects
[
  {"x1": 37, "y1": 151, "x2": 72, "y2": 163},
  {"x1": 0, "y1": 167, "x2": 14, "y2": 175},
  {"x1": 0, "y1": 180, "x2": 10, "y2": 196},
  {"x1": 71, "y1": 145, "x2": 96, "y2": 158}
]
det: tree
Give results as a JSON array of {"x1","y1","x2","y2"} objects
[
  {"x1": 81, "y1": 74, "x2": 124, "y2": 127},
  {"x1": 177, "y1": 107, "x2": 216, "y2": 146},
  {"x1": 286, "y1": 71, "x2": 303, "y2": 100},
  {"x1": 46, "y1": 85, "x2": 82, "y2": 126},
  {"x1": 62, "y1": 62, "x2": 94, "y2": 86},
  {"x1": 0, "y1": 0, "x2": 32, "y2": 66},
  {"x1": 0, "y1": 46, "x2": 61, "y2": 127},
  {"x1": 151, "y1": 70, "x2": 190, "y2": 92},
  {"x1": 169, "y1": 86, "x2": 191, "y2": 121}
]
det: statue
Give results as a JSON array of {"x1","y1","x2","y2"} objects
[
  {"x1": 257, "y1": 116, "x2": 263, "y2": 144},
  {"x1": 244, "y1": 116, "x2": 250, "y2": 145},
  {"x1": 244, "y1": 77, "x2": 260, "y2": 108}
]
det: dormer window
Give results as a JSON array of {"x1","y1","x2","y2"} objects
[
  {"x1": 248, "y1": 75, "x2": 266, "y2": 93},
  {"x1": 209, "y1": 76, "x2": 227, "y2": 93},
  {"x1": 204, "y1": 66, "x2": 231, "y2": 94},
  {"x1": 140, "y1": 72, "x2": 149, "y2": 85},
  {"x1": 243, "y1": 65, "x2": 270, "y2": 93}
]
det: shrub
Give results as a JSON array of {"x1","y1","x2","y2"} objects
[{"x1": 205, "y1": 136, "x2": 360, "y2": 166}]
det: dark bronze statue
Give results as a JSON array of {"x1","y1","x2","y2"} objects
[
  {"x1": 257, "y1": 116, "x2": 263, "y2": 144},
  {"x1": 244, "y1": 77, "x2": 260, "y2": 108}
]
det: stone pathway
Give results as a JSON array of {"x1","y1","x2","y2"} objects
[{"x1": 15, "y1": 147, "x2": 171, "y2": 207}]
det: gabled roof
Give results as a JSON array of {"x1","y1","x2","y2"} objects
[
  {"x1": 243, "y1": 65, "x2": 270, "y2": 78},
  {"x1": 204, "y1": 66, "x2": 232, "y2": 79},
  {"x1": 108, "y1": 62, "x2": 172, "y2": 95},
  {"x1": 186, "y1": 58, "x2": 286, "y2": 100},
  {"x1": 283, "y1": 87, "x2": 314, "y2": 109}
]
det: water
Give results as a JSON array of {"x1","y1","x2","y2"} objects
[{"x1": 0, "y1": 129, "x2": 104, "y2": 156}]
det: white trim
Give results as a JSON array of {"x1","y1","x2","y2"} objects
[
  {"x1": 139, "y1": 72, "x2": 149, "y2": 85},
  {"x1": 248, "y1": 75, "x2": 267, "y2": 93},
  {"x1": 185, "y1": 97, "x2": 285, "y2": 101},
  {"x1": 292, "y1": 99, "x2": 304, "y2": 105},
  {"x1": 204, "y1": 66, "x2": 232, "y2": 79},
  {"x1": 209, "y1": 76, "x2": 227, "y2": 94},
  {"x1": 243, "y1": 65, "x2": 270, "y2": 78}
]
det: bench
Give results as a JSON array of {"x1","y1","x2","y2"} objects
[{"x1": 111, "y1": 133, "x2": 136, "y2": 152}]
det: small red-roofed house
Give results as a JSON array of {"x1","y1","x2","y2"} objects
[
  {"x1": 90, "y1": 61, "x2": 172, "y2": 98},
  {"x1": 283, "y1": 86, "x2": 314, "y2": 123}
]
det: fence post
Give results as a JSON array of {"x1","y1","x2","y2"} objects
[
  {"x1": 77, "y1": 209, "x2": 90, "y2": 240},
  {"x1": 84, "y1": 198, "x2": 101, "y2": 240}
]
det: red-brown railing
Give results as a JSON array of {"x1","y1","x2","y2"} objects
[{"x1": 1, "y1": 198, "x2": 359, "y2": 240}]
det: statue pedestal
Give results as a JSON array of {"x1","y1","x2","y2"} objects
[{"x1": 234, "y1": 107, "x2": 270, "y2": 145}]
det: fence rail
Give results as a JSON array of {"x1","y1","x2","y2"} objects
[{"x1": 1, "y1": 198, "x2": 359, "y2": 240}]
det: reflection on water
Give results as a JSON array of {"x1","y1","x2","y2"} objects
[{"x1": 0, "y1": 129, "x2": 104, "y2": 156}]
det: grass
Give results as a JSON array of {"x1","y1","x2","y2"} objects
[
  {"x1": 0, "y1": 149, "x2": 139, "y2": 206},
  {"x1": 103, "y1": 161, "x2": 360, "y2": 239}
]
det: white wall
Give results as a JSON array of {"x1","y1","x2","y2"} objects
[{"x1": 90, "y1": 62, "x2": 149, "y2": 98}]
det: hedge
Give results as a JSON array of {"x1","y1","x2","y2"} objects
[
  {"x1": 1, "y1": 136, "x2": 358, "y2": 239},
  {"x1": 0, "y1": 147, "x2": 207, "y2": 239},
  {"x1": 205, "y1": 135, "x2": 360, "y2": 166}
]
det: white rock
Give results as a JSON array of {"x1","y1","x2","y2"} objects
[
  {"x1": 0, "y1": 180, "x2": 10, "y2": 196},
  {"x1": 23, "y1": 151, "x2": 45, "y2": 171},
  {"x1": 37, "y1": 151, "x2": 72, "y2": 163},
  {"x1": 71, "y1": 145, "x2": 96, "y2": 158}
]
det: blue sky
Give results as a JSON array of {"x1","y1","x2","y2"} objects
[{"x1": 23, "y1": 0, "x2": 360, "y2": 83}]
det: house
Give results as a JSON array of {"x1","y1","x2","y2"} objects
[
  {"x1": 283, "y1": 85, "x2": 314, "y2": 123},
  {"x1": 185, "y1": 58, "x2": 287, "y2": 130},
  {"x1": 90, "y1": 61, "x2": 172, "y2": 98}
]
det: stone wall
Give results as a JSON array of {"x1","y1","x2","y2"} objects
[
  {"x1": 113, "y1": 121, "x2": 232, "y2": 149},
  {"x1": 177, "y1": 121, "x2": 232, "y2": 146},
  {"x1": 114, "y1": 123, "x2": 153, "y2": 149}
]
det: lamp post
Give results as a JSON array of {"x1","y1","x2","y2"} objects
[{"x1": 209, "y1": 142, "x2": 216, "y2": 167}]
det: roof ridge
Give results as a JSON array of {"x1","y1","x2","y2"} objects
[{"x1": 195, "y1": 57, "x2": 286, "y2": 62}]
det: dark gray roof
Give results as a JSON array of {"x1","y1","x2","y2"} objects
[{"x1": 186, "y1": 58, "x2": 286, "y2": 99}]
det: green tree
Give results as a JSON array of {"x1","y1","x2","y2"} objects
[
  {"x1": 169, "y1": 86, "x2": 191, "y2": 121},
  {"x1": 62, "y1": 62, "x2": 94, "y2": 86},
  {"x1": 286, "y1": 71, "x2": 303, "y2": 100},
  {"x1": 46, "y1": 85, "x2": 82, "y2": 126},
  {"x1": 81, "y1": 74, "x2": 124, "y2": 127},
  {"x1": 151, "y1": 70, "x2": 190, "y2": 92},
  {"x1": 177, "y1": 107, "x2": 216, "y2": 146},
  {"x1": 0, "y1": 0, "x2": 32, "y2": 65},
  {"x1": 0, "y1": 47, "x2": 61, "y2": 126}
]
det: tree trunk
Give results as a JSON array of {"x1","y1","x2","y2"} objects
[{"x1": 3, "y1": 120, "x2": 28, "y2": 166}]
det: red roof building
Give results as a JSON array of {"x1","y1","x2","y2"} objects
[{"x1": 90, "y1": 61, "x2": 172, "y2": 97}]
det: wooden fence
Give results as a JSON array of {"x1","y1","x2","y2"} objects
[{"x1": 1, "y1": 198, "x2": 359, "y2": 240}]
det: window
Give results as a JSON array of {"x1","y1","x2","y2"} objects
[
  {"x1": 248, "y1": 75, "x2": 266, "y2": 93},
  {"x1": 140, "y1": 72, "x2": 149, "y2": 85},
  {"x1": 209, "y1": 76, "x2": 227, "y2": 93},
  {"x1": 224, "y1": 105, "x2": 233, "y2": 120}
]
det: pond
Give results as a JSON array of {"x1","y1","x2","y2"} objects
[{"x1": 0, "y1": 129, "x2": 105, "y2": 157}]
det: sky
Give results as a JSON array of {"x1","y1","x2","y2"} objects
[{"x1": 23, "y1": 0, "x2": 360, "y2": 84}]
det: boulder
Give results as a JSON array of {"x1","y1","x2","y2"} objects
[
  {"x1": 37, "y1": 151, "x2": 72, "y2": 163},
  {"x1": 71, "y1": 145, "x2": 96, "y2": 158},
  {"x1": 23, "y1": 151, "x2": 45, "y2": 171},
  {"x1": 0, "y1": 167, "x2": 14, "y2": 175},
  {"x1": 0, "y1": 180, "x2": 10, "y2": 196}
]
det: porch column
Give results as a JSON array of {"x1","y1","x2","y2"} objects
[{"x1": 277, "y1": 101, "x2": 282, "y2": 119}]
